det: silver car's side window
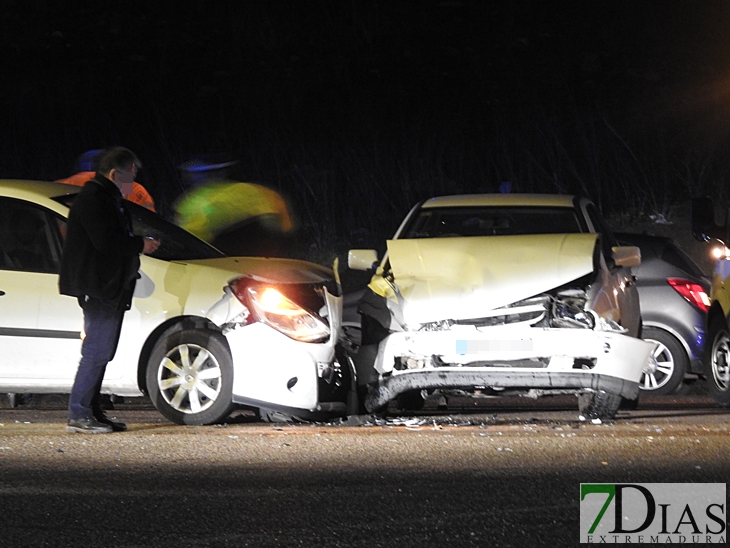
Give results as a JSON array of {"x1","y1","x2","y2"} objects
[{"x1": 0, "y1": 197, "x2": 64, "y2": 274}]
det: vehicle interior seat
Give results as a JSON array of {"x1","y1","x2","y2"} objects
[{"x1": 5, "y1": 208, "x2": 49, "y2": 271}]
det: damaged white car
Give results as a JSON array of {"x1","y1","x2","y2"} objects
[
  {"x1": 0, "y1": 180, "x2": 350, "y2": 425},
  {"x1": 348, "y1": 194, "x2": 656, "y2": 420}
]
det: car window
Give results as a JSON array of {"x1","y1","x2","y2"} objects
[
  {"x1": 0, "y1": 197, "x2": 65, "y2": 273},
  {"x1": 401, "y1": 206, "x2": 582, "y2": 239},
  {"x1": 53, "y1": 194, "x2": 225, "y2": 261},
  {"x1": 661, "y1": 242, "x2": 706, "y2": 278}
]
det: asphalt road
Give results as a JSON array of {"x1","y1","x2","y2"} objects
[{"x1": 0, "y1": 394, "x2": 728, "y2": 547}]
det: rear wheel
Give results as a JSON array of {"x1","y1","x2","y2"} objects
[
  {"x1": 706, "y1": 315, "x2": 730, "y2": 406},
  {"x1": 578, "y1": 390, "x2": 622, "y2": 421},
  {"x1": 147, "y1": 329, "x2": 235, "y2": 425},
  {"x1": 639, "y1": 327, "x2": 687, "y2": 395}
]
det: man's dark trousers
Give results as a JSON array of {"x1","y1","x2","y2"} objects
[{"x1": 68, "y1": 296, "x2": 125, "y2": 420}]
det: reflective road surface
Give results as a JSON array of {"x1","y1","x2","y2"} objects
[{"x1": 0, "y1": 394, "x2": 728, "y2": 547}]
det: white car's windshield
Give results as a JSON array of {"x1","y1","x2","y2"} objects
[
  {"x1": 401, "y1": 206, "x2": 584, "y2": 239},
  {"x1": 54, "y1": 194, "x2": 225, "y2": 261}
]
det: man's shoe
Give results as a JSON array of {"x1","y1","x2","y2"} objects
[
  {"x1": 66, "y1": 418, "x2": 113, "y2": 434},
  {"x1": 95, "y1": 414, "x2": 127, "y2": 432}
]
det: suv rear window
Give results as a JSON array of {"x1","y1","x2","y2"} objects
[{"x1": 661, "y1": 243, "x2": 706, "y2": 278}]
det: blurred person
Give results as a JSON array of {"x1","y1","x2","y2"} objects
[
  {"x1": 59, "y1": 146, "x2": 160, "y2": 434},
  {"x1": 173, "y1": 157, "x2": 296, "y2": 257},
  {"x1": 57, "y1": 149, "x2": 156, "y2": 211}
]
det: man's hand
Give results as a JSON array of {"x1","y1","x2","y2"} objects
[{"x1": 142, "y1": 236, "x2": 161, "y2": 255}]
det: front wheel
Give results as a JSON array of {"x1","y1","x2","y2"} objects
[
  {"x1": 395, "y1": 390, "x2": 425, "y2": 411},
  {"x1": 705, "y1": 315, "x2": 730, "y2": 406},
  {"x1": 578, "y1": 390, "x2": 622, "y2": 421},
  {"x1": 146, "y1": 329, "x2": 235, "y2": 425}
]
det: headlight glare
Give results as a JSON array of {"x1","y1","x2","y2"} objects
[{"x1": 245, "y1": 285, "x2": 330, "y2": 343}]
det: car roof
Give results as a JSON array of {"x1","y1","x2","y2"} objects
[
  {"x1": 420, "y1": 193, "x2": 577, "y2": 208},
  {"x1": 0, "y1": 179, "x2": 78, "y2": 202}
]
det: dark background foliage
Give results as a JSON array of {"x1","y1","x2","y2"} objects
[{"x1": 2, "y1": 1, "x2": 730, "y2": 264}]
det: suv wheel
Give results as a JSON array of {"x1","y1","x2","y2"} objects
[
  {"x1": 640, "y1": 327, "x2": 687, "y2": 395},
  {"x1": 706, "y1": 316, "x2": 730, "y2": 406}
]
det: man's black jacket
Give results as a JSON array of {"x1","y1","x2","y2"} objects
[{"x1": 58, "y1": 174, "x2": 144, "y2": 309}]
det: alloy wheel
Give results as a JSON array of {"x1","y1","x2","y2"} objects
[
  {"x1": 711, "y1": 333, "x2": 730, "y2": 392},
  {"x1": 157, "y1": 343, "x2": 223, "y2": 414}
]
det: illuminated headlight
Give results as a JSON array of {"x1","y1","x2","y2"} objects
[
  {"x1": 711, "y1": 245, "x2": 730, "y2": 260},
  {"x1": 244, "y1": 285, "x2": 330, "y2": 343}
]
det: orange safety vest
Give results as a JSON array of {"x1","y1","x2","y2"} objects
[{"x1": 56, "y1": 171, "x2": 156, "y2": 212}]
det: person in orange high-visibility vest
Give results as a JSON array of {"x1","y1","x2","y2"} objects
[{"x1": 57, "y1": 150, "x2": 156, "y2": 211}]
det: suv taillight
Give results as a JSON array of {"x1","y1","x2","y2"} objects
[{"x1": 667, "y1": 278, "x2": 710, "y2": 312}]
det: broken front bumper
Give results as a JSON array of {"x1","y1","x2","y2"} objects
[{"x1": 365, "y1": 327, "x2": 654, "y2": 411}]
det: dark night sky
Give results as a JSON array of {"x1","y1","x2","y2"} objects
[{"x1": 3, "y1": 1, "x2": 730, "y2": 246}]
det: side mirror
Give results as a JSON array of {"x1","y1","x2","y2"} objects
[
  {"x1": 612, "y1": 245, "x2": 641, "y2": 268},
  {"x1": 692, "y1": 196, "x2": 727, "y2": 244},
  {"x1": 348, "y1": 249, "x2": 379, "y2": 271}
]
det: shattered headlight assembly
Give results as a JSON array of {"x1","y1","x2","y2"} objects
[
  {"x1": 551, "y1": 289, "x2": 628, "y2": 333},
  {"x1": 595, "y1": 315, "x2": 628, "y2": 333},
  {"x1": 551, "y1": 290, "x2": 595, "y2": 329},
  {"x1": 230, "y1": 280, "x2": 330, "y2": 343}
]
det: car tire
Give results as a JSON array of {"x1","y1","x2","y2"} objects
[
  {"x1": 146, "y1": 329, "x2": 235, "y2": 425},
  {"x1": 396, "y1": 390, "x2": 426, "y2": 411},
  {"x1": 705, "y1": 315, "x2": 730, "y2": 406},
  {"x1": 639, "y1": 327, "x2": 687, "y2": 395},
  {"x1": 619, "y1": 395, "x2": 639, "y2": 410},
  {"x1": 578, "y1": 390, "x2": 622, "y2": 421},
  {"x1": 333, "y1": 344, "x2": 361, "y2": 417}
]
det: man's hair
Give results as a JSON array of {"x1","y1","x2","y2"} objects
[{"x1": 97, "y1": 146, "x2": 142, "y2": 176}]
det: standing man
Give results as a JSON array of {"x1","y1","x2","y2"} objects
[{"x1": 59, "y1": 147, "x2": 160, "y2": 434}]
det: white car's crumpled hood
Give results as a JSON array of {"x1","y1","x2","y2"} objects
[{"x1": 385, "y1": 233, "x2": 598, "y2": 325}]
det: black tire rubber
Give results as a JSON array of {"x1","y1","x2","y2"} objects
[
  {"x1": 333, "y1": 343, "x2": 360, "y2": 417},
  {"x1": 673, "y1": 377, "x2": 698, "y2": 395},
  {"x1": 705, "y1": 315, "x2": 730, "y2": 407},
  {"x1": 619, "y1": 395, "x2": 639, "y2": 410},
  {"x1": 395, "y1": 390, "x2": 425, "y2": 411},
  {"x1": 639, "y1": 327, "x2": 688, "y2": 395},
  {"x1": 146, "y1": 329, "x2": 235, "y2": 425},
  {"x1": 578, "y1": 390, "x2": 622, "y2": 421}
]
